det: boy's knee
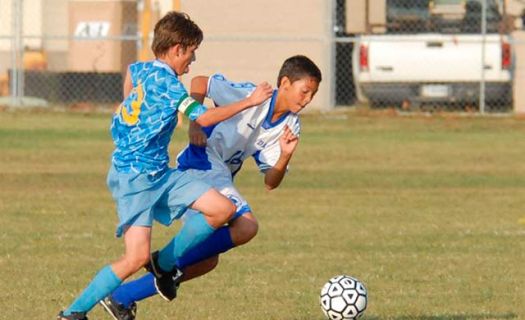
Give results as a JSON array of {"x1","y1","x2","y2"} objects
[
  {"x1": 123, "y1": 251, "x2": 150, "y2": 273},
  {"x1": 242, "y1": 219, "x2": 258, "y2": 242},
  {"x1": 214, "y1": 199, "x2": 236, "y2": 224},
  {"x1": 231, "y1": 217, "x2": 258, "y2": 246},
  {"x1": 249, "y1": 220, "x2": 259, "y2": 238}
]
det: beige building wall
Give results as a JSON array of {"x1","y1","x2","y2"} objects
[
  {"x1": 68, "y1": 0, "x2": 137, "y2": 73},
  {"x1": 178, "y1": 0, "x2": 333, "y2": 111},
  {"x1": 346, "y1": 0, "x2": 386, "y2": 34},
  {"x1": 0, "y1": 0, "x2": 43, "y2": 72},
  {"x1": 24, "y1": 0, "x2": 43, "y2": 49},
  {"x1": 0, "y1": 0, "x2": 11, "y2": 90},
  {"x1": 506, "y1": 0, "x2": 525, "y2": 16},
  {"x1": 369, "y1": 0, "x2": 387, "y2": 33},
  {"x1": 346, "y1": 0, "x2": 367, "y2": 34},
  {"x1": 42, "y1": 0, "x2": 69, "y2": 71},
  {"x1": 0, "y1": 1, "x2": 36, "y2": 81},
  {"x1": 0, "y1": 0, "x2": 69, "y2": 73},
  {"x1": 0, "y1": 1, "x2": 11, "y2": 37},
  {"x1": 0, "y1": 0, "x2": 42, "y2": 49},
  {"x1": 505, "y1": 0, "x2": 524, "y2": 30}
]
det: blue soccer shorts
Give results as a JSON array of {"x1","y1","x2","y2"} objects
[
  {"x1": 180, "y1": 168, "x2": 252, "y2": 222},
  {"x1": 107, "y1": 164, "x2": 212, "y2": 237}
]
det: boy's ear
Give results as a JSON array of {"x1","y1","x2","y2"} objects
[
  {"x1": 279, "y1": 76, "x2": 291, "y2": 88},
  {"x1": 170, "y1": 44, "x2": 183, "y2": 57}
]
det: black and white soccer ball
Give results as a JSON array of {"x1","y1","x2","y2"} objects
[{"x1": 319, "y1": 275, "x2": 367, "y2": 320}]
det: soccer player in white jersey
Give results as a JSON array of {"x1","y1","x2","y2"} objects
[{"x1": 100, "y1": 55, "x2": 322, "y2": 320}]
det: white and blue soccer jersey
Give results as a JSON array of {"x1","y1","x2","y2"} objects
[
  {"x1": 177, "y1": 73, "x2": 300, "y2": 177},
  {"x1": 111, "y1": 60, "x2": 207, "y2": 174}
]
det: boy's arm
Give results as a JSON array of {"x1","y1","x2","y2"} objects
[
  {"x1": 192, "y1": 80, "x2": 272, "y2": 127},
  {"x1": 188, "y1": 119, "x2": 207, "y2": 146},
  {"x1": 188, "y1": 76, "x2": 209, "y2": 146},
  {"x1": 190, "y1": 76, "x2": 208, "y2": 104},
  {"x1": 264, "y1": 125, "x2": 299, "y2": 191}
]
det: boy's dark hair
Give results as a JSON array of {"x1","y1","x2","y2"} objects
[
  {"x1": 151, "y1": 11, "x2": 203, "y2": 57},
  {"x1": 277, "y1": 55, "x2": 322, "y2": 87}
]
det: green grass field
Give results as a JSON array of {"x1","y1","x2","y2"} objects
[{"x1": 0, "y1": 109, "x2": 524, "y2": 320}]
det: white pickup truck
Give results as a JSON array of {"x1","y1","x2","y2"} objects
[{"x1": 352, "y1": 1, "x2": 513, "y2": 110}]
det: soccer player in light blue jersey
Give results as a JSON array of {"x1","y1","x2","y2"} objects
[
  {"x1": 57, "y1": 11, "x2": 272, "y2": 320},
  {"x1": 100, "y1": 55, "x2": 322, "y2": 320}
]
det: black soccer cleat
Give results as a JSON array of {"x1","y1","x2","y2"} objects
[
  {"x1": 57, "y1": 311, "x2": 88, "y2": 320},
  {"x1": 99, "y1": 296, "x2": 137, "y2": 320},
  {"x1": 144, "y1": 251, "x2": 184, "y2": 301}
]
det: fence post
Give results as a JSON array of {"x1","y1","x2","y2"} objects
[
  {"x1": 326, "y1": 0, "x2": 336, "y2": 111},
  {"x1": 10, "y1": 0, "x2": 14, "y2": 105},
  {"x1": 480, "y1": 0, "x2": 487, "y2": 114},
  {"x1": 10, "y1": 0, "x2": 23, "y2": 106}
]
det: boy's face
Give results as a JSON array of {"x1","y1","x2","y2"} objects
[
  {"x1": 281, "y1": 76, "x2": 319, "y2": 113},
  {"x1": 171, "y1": 44, "x2": 198, "y2": 75}
]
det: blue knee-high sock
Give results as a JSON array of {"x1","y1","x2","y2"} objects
[
  {"x1": 112, "y1": 226, "x2": 234, "y2": 307},
  {"x1": 64, "y1": 265, "x2": 122, "y2": 316},
  {"x1": 177, "y1": 225, "x2": 234, "y2": 268},
  {"x1": 157, "y1": 213, "x2": 215, "y2": 272},
  {"x1": 111, "y1": 273, "x2": 157, "y2": 307}
]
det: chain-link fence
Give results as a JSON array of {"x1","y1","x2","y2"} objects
[
  {"x1": 1, "y1": 0, "x2": 525, "y2": 113},
  {"x1": 0, "y1": 0, "x2": 140, "y2": 108},
  {"x1": 334, "y1": 0, "x2": 525, "y2": 113}
]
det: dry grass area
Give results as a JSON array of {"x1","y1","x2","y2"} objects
[{"x1": 0, "y1": 109, "x2": 524, "y2": 319}]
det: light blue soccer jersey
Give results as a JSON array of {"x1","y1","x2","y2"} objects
[
  {"x1": 177, "y1": 73, "x2": 300, "y2": 177},
  {"x1": 111, "y1": 60, "x2": 207, "y2": 174}
]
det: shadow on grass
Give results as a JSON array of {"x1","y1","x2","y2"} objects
[{"x1": 362, "y1": 312, "x2": 518, "y2": 320}]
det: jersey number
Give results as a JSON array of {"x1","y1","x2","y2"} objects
[{"x1": 116, "y1": 82, "x2": 144, "y2": 125}]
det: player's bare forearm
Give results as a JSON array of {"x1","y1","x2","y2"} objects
[
  {"x1": 264, "y1": 152, "x2": 293, "y2": 191},
  {"x1": 188, "y1": 120, "x2": 207, "y2": 146},
  {"x1": 265, "y1": 125, "x2": 300, "y2": 190},
  {"x1": 195, "y1": 82, "x2": 272, "y2": 127},
  {"x1": 189, "y1": 120, "x2": 202, "y2": 133},
  {"x1": 195, "y1": 99, "x2": 252, "y2": 127},
  {"x1": 190, "y1": 76, "x2": 209, "y2": 104},
  {"x1": 188, "y1": 76, "x2": 209, "y2": 146}
]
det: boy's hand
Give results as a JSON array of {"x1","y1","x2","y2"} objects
[
  {"x1": 279, "y1": 125, "x2": 299, "y2": 157},
  {"x1": 188, "y1": 121, "x2": 207, "y2": 146},
  {"x1": 247, "y1": 82, "x2": 273, "y2": 106}
]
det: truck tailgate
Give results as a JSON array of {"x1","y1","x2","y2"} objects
[{"x1": 360, "y1": 34, "x2": 510, "y2": 83}]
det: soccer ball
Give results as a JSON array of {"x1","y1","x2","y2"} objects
[{"x1": 319, "y1": 275, "x2": 367, "y2": 320}]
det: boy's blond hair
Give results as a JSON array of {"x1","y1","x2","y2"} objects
[{"x1": 151, "y1": 11, "x2": 203, "y2": 57}]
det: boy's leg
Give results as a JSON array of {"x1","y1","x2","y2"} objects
[
  {"x1": 109, "y1": 256, "x2": 218, "y2": 308},
  {"x1": 101, "y1": 257, "x2": 218, "y2": 320},
  {"x1": 59, "y1": 227, "x2": 150, "y2": 318},
  {"x1": 156, "y1": 188, "x2": 235, "y2": 272},
  {"x1": 165, "y1": 212, "x2": 257, "y2": 268},
  {"x1": 109, "y1": 214, "x2": 258, "y2": 310},
  {"x1": 142, "y1": 188, "x2": 234, "y2": 301},
  {"x1": 227, "y1": 212, "x2": 259, "y2": 246}
]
